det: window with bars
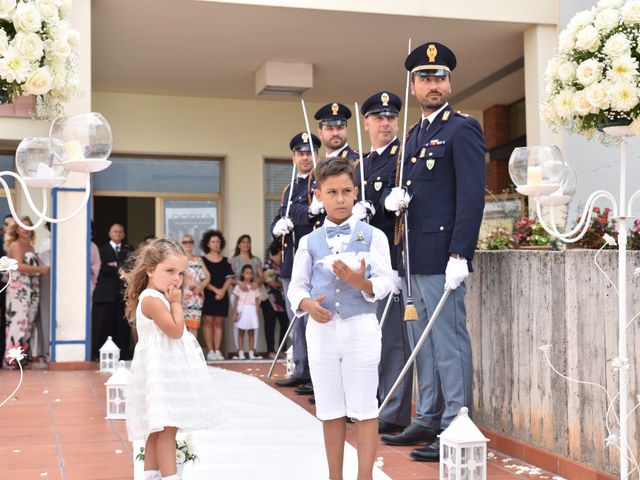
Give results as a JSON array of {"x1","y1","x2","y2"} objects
[{"x1": 263, "y1": 159, "x2": 293, "y2": 255}]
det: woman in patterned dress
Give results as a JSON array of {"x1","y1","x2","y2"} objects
[
  {"x1": 3, "y1": 217, "x2": 49, "y2": 369},
  {"x1": 180, "y1": 234, "x2": 210, "y2": 337}
]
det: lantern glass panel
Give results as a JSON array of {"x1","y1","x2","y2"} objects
[
  {"x1": 108, "y1": 388, "x2": 116, "y2": 400},
  {"x1": 461, "y1": 446, "x2": 470, "y2": 464},
  {"x1": 473, "y1": 446, "x2": 484, "y2": 462},
  {"x1": 450, "y1": 446, "x2": 456, "y2": 463},
  {"x1": 443, "y1": 444, "x2": 449, "y2": 459},
  {"x1": 472, "y1": 466, "x2": 484, "y2": 479}
]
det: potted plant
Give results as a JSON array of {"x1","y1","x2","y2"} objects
[
  {"x1": 573, "y1": 206, "x2": 617, "y2": 249},
  {"x1": 628, "y1": 218, "x2": 640, "y2": 250},
  {"x1": 479, "y1": 227, "x2": 512, "y2": 250},
  {"x1": 512, "y1": 217, "x2": 553, "y2": 249}
]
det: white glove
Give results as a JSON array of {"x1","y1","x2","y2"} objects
[
  {"x1": 272, "y1": 217, "x2": 294, "y2": 237},
  {"x1": 384, "y1": 187, "x2": 411, "y2": 213},
  {"x1": 445, "y1": 256, "x2": 469, "y2": 290},
  {"x1": 309, "y1": 196, "x2": 324, "y2": 216},
  {"x1": 351, "y1": 200, "x2": 376, "y2": 221}
]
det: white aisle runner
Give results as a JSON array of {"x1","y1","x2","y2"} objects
[{"x1": 133, "y1": 367, "x2": 391, "y2": 479}]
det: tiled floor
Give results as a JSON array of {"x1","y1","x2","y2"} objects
[{"x1": 0, "y1": 362, "x2": 563, "y2": 480}]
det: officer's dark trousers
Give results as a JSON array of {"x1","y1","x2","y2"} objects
[{"x1": 282, "y1": 278, "x2": 310, "y2": 380}]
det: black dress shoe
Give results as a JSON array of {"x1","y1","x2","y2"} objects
[
  {"x1": 294, "y1": 383, "x2": 314, "y2": 395},
  {"x1": 308, "y1": 396, "x2": 315, "y2": 404},
  {"x1": 378, "y1": 420, "x2": 406, "y2": 434},
  {"x1": 274, "y1": 376, "x2": 309, "y2": 387},
  {"x1": 381, "y1": 423, "x2": 441, "y2": 446},
  {"x1": 410, "y1": 440, "x2": 440, "y2": 462}
]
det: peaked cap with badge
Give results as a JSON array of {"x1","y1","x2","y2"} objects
[
  {"x1": 289, "y1": 131, "x2": 321, "y2": 152},
  {"x1": 314, "y1": 102, "x2": 352, "y2": 126},
  {"x1": 404, "y1": 41, "x2": 457, "y2": 77},
  {"x1": 361, "y1": 91, "x2": 402, "y2": 117}
]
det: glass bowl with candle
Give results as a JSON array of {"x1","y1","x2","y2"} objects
[
  {"x1": 508, "y1": 146, "x2": 565, "y2": 197},
  {"x1": 49, "y1": 113, "x2": 113, "y2": 173},
  {"x1": 16, "y1": 137, "x2": 69, "y2": 189},
  {"x1": 537, "y1": 161, "x2": 577, "y2": 207}
]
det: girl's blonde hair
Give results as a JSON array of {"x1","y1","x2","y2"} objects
[
  {"x1": 121, "y1": 238, "x2": 186, "y2": 325},
  {"x1": 4, "y1": 216, "x2": 35, "y2": 251}
]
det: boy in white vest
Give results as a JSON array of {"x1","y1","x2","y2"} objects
[{"x1": 288, "y1": 157, "x2": 394, "y2": 480}]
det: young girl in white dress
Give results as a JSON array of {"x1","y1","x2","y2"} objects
[
  {"x1": 123, "y1": 239, "x2": 224, "y2": 480},
  {"x1": 231, "y1": 264, "x2": 262, "y2": 360}
]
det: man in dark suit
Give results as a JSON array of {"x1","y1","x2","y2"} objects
[
  {"x1": 315, "y1": 102, "x2": 360, "y2": 161},
  {"x1": 271, "y1": 132, "x2": 324, "y2": 389},
  {"x1": 352, "y1": 91, "x2": 413, "y2": 435},
  {"x1": 381, "y1": 42, "x2": 486, "y2": 461},
  {"x1": 91, "y1": 223, "x2": 133, "y2": 360}
]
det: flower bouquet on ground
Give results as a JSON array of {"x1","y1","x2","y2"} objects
[
  {"x1": 512, "y1": 217, "x2": 553, "y2": 248},
  {"x1": 0, "y1": 0, "x2": 80, "y2": 118},
  {"x1": 543, "y1": 0, "x2": 640, "y2": 140},
  {"x1": 135, "y1": 434, "x2": 198, "y2": 469}
]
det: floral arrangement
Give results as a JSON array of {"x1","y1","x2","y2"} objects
[
  {"x1": 135, "y1": 436, "x2": 198, "y2": 466},
  {"x1": 543, "y1": 0, "x2": 640, "y2": 139},
  {"x1": 0, "y1": 0, "x2": 80, "y2": 118},
  {"x1": 512, "y1": 217, "x2": 553, "y2": 247},
  {"x1": 573, "y1": 206, "x2": 617, "y2": 249}
]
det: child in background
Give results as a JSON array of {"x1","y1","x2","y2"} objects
[
  {"x1": 231, "y1": 264, "x2": 262, "y2": 360},
  {"x1": 123, "y1": 239, "x2": 224, "y2": 480}
]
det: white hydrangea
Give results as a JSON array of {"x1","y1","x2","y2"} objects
[
  {"x1": 0, "y1": 47, "x2": 32, "y2": 83},
  {"x1": 622, "y1": 0, "x2": 640, "y2": 23},
  {"x1": 609, "y1": 80, "x2": 640, "y2": 110},
  {"x1": 67, "y1": 28, "x2": 80, "y2": 49},
  {"x1": 575, "y1": 25, "x2": 601, "y2": 52},
  {"x1": 543, "y1": 102, "x2": 559, "y2": 124},
  {"x1": 576, "y1": 59, "x2": 602, "y2": 86},
  {"x1": 603, "y1": 32, "x2": 631, "y2": 58}
]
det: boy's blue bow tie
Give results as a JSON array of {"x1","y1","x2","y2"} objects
[{"x1": 326, "y1": 224, "x2": 351, "y2": 238}]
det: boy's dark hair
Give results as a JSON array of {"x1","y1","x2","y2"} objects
[
  {"x1": 268, "y1": 239, "x2": 282, "y2": 256},
  {"x1": 201, "y1": 229, "x2": 226, "y2": 253},
  {"x1": 314, "y1": 157, "x2": 355, "y2": 186}
]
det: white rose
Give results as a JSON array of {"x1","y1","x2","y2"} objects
[
  {"x1": 584, "y1": 82, "x2": 610, "y2": 110},
  {"x1": 24, "y1": 66, "x2": 52, "y2": 95},
  {"x1": 545, "y1": 57, "x2": 560, "y2": 80},
  {"x1": 49, "y1": 38, "x2": 70, "y2": 60},
  {"x1": 12, "y1": 32, "x2": 44, "y2": 62},
  {"x1": 566, "y1": 9, "x2": 594, "y2": 34},
  {"x1": 609, "y1": 80, "x2": 639, "y2": 111},
  {"x1": 596, "y1": 0, "x2": 624, "y2": 9},
  {"x1": 60, "y1": 0, "x2": 71, "y2": 17},
  {"x1": 0, "y1": 29, "x2": 8, "y2": 56},
  {"x1": 594, "y1": 8, "x2": 620, "y2": 32},
  {"x1": 558, "y1": 29, "x2": 576, "y2": 52},
  {"x1": 557, "y1": 61, "x2": 577, "y2": 83},
  {"x1": 607, "y1": 55, "x2": 639, "y2": 81},
  {"x1": 553, "y1": 88, "x2": 576, "y2": 120},
  {"x1": 603, "y1": 33, "x2": 631, "y2": 58},
  {"x1": 575, "y1": 25, "x2": 601, "y2": 52},
  {"x1": 12, "y1": 1, "x2": 42, "y2": 33},
  {"x1": 67, "y1": 28, "x2": 80, "y2": 49},
  {"x1": 576, "y1": 59, "x2": 602, "y2": 86},
  {"x1": 572, "y1": 90, "x2": 594, "y2": 115},
  {"x1": 622, "y1": 0, "x2": 640, "y2": 24},
  {"x1": 543, "y1": 102, "x2": 558, "y2": 125},
  {"x1": 37, "y1": 0, "x2": 59, "y2": 23},
  {"x1": 0, "y1": 0, "x2": 16, "y2": 20},
  {"x1": 175, "y1": 449, "x2": 186, "y2": 465},
  {"x1": 0, "y1": 47, "x2": 32, "y2": 83}
]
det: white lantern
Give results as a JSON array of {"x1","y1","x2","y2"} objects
[
  {"x1": 439, "y1": 407, "x2": 489, "y2": 480},
  {"x1": 99, "y1": 336, "x2": 120, "y2": 373},
  {"x1": 104, "y1": 360, "x2": 132, "y2": 420},
  {"x1": 285, "y1": 345, "x2": 294, "y2": 379}
]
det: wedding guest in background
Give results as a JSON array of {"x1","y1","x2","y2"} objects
[
  {"x1": 34, "y1": 222, "x2": 52, "y2": 363},
  {"x1": 3, "y1": 216, "x2": 49, "y2": 369},
  {"x1": 181, "y1": 234, "x2": 210, "y2": 337},
  {"x1": 262, "y1": 240, "x2": 289, "y2": 359}
]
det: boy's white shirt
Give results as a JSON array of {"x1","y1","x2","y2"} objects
[{"x1": 288, "y1": 215, "x2": 395, "y2": 318}]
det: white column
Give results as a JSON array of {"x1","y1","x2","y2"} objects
[{"x1": 51, "y1": 0, "x2": 92, "y2": 362}]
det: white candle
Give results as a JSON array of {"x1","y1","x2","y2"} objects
[
  {"x1": 527, "y1": 166, "x2": 543, "y2": 186},
  {"x1": 63, "y1": 140, "x2": 84, "y2": 162},
  {"x1": 36, "y1": 162, "x2": 55, "y2": 178}
]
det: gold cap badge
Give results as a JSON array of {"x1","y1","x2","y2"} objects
[
  {"x1": 331, "y1": 103, "x2": 339, "y2": 115},
  {"x1": 381, "y1": 92, "x2": 389, "y2": 106},
  {"x1": 427, "y1": 44, "x2": 438, "y2": 63},
  {"x1": 301, "y1": 132, "x2": 309, "y2": 142}
]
